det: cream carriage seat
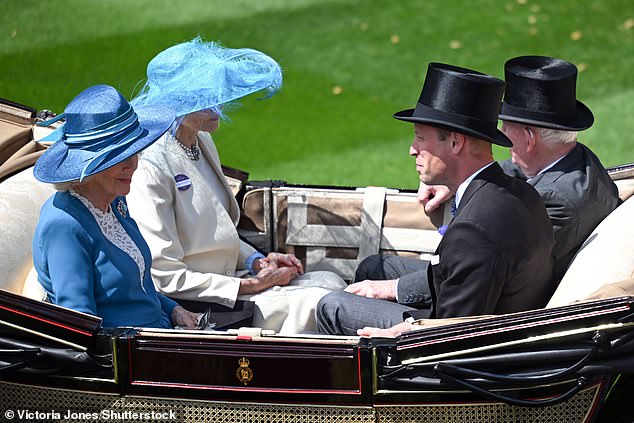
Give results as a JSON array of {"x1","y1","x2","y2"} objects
[
  {"x1": 0, "y1": 167, "x2": 53, "y2": 298},
  {"x1": 2, "y1": 161, "x2": 634, "y2": 312}
]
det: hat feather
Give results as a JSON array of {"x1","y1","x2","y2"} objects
[{"x1": 131, "y1": 37, "x2": 282, "y2": 120}]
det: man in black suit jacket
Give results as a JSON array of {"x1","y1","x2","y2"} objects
[{"x1": 316, "y1": 63, "x2": 555, "y2": 336}]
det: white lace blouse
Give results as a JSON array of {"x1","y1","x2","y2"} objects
[{"x1": 70, "y1": 190, "x2": 146, "y2": 289}]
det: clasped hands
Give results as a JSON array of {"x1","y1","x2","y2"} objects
[{"x1": 240, "y1": 252, "x2": 304, "y2": 295}]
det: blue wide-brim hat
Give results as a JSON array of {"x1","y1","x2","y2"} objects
[
  {"x1": 130, "y1": 37, "x2": 282, "y2": 119},
  {"x1": 34, "y1": 85, "x2": 175, "y2": 184}
]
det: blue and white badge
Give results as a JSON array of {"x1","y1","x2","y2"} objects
[{"x1": 174, "y1": 174, "x2": 192, "y2": 191}]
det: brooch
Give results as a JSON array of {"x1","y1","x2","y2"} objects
[
  {"x1": 174, "y1": 174, "x2": 192, "y2": 191},
  {"x1": 116, "y1": 198, "x2": 127, "y2": 218}
]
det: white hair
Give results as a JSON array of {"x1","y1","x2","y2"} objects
[
  {"x1": 53, "y1": 181, "x2": 79, "y2": 191},
  {"x1": 53, "y1": 176, "x2": 95, "y2": 192},
  {"x1": 534, "y1": 126, "x2": 577, "y2": 146}
]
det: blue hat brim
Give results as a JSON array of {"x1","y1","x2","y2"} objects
[{"x1": 33, "y1": 104, "x2": 174, "y2": 183}]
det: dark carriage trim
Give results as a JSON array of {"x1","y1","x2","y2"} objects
[
  {"x1": 607, "y1": 162, "x2": 634, "y2": 179},
  {"x1": 114, "y1": 330, "x2": 373, "y2": 402},
  {"x1": 0, "y1": 289, "x2": 101, "y2": 350},
  {"x1": 390, "y1": 297, "x2": 633, "y2": 361},
  {"x1": 0, "y1": 97, "x2": 36, "y2": 120}
]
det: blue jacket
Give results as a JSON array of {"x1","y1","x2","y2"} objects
[{"x1": 32, "y1": 191, "x2": 178, "y2": 328}]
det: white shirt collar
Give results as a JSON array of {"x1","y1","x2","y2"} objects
[
  {"x1": 527, "y1": 154, "x2": 567, "y2": 182},
  {"x1": 455, "y1": 161, "x2": 495, "y2": 208}
]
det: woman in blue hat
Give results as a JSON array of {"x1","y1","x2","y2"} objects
[
  {"x1": 32, "y1": 84, "x2": 200, "y2": 329},
  {"x1": 127, "y1": 38, "x2": 346, "y2": 334}
]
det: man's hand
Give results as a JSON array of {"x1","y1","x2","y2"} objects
[
  {"x1": 171, "y1": 306, "x2": 201, "y2": 329},
  {"x1": 357, "y1": 321, "x2": 414, "y2": 337},
  {"x1": 239, "y1": 266, "x2": 298, "y2": 295},
  {"x1": 345, "y1": 279, "x2": 397, "y2": 300},
  {"x1": 417, "y1": 182, "x2": 452, "y2": 214}
]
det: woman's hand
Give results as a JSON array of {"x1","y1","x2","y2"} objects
[
  {"x1": 238, "y1": 265, "x2": 298, "y2": 295},
  {"x1": 171, "y1": 306, "x2": 200, "y2": 329},
  {"x1": 255, "y1": 252, "x2": 304, "y2": 274}
]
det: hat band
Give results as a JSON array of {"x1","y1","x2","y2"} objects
[
  {"x1": 414, "y1": 103, "x2": 496, "y2": 138},
  {"x1": 65, "y1": 105, "x2": 141, "y2": 149},
  {"x1": 63, "y1": 105, "x2": 144, "y2": 181},
  {"x1": 501, "y1": 102, "x2": 577, "y2": 126}
]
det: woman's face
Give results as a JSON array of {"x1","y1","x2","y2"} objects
[
  {"x1": 183, "y1": 110, "x2": 219, "y2": 133},
  {"x1": 89, "y1": 155, "x2": 138, "y2": 200}
]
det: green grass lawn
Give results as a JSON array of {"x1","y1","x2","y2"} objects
[{"x1": 1, "y1": 0, "x2": 632, "y2": 189}]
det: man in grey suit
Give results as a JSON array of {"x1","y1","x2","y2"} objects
[
  {"x1": 316, "y1": 63, "x2": 556, "y2": 336},
  {"x1": 498, "y1": 56, "x2": 620, "y2": 283}
]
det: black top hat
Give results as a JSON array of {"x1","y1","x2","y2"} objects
[
  {"x1": 499, "y1": 56, "x2": 594, "y2": 131},
  {"x1": 394, "y1": 63, "x2": 512, "y2": 147}
]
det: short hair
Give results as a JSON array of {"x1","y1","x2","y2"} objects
[
  {"x1": 534, "y1": 126, "x2": 577, "y2": 146},
  {"x1": 468, "y1": 137, "x2": 492, "y2": 157},
  {"x1": 436, "y1": 128, "x2": 452, "y2": 141},
  {"x1": 437, "y1": 128, "x2": 492, "y2": 158},
  {"x1": 53, "y1": 181, "x2": 79, "y2": 191}
]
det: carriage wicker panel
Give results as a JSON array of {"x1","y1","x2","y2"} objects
[
  {"x1": 375, "y1": 384, "x2": 598, "y2": 423},
  {"x1": 0, "y1": 381, "x2": 598, "y2": 423},
  {"x1": 0, "y1": 381, "x2": 123, "y2": 422},
  {"x1": 0, "y1": 381, "x2": 374, "y2": 422}
]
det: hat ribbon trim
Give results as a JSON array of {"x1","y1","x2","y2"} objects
[
  {"x1": 64, "y1": 106, "x2": 144, "y2": 181},
  {"x1": 65, "y1": 105, "x2": 140, "y2": 148},
  {"x1": 414, "y1": 103, "x2": 496, "y2": 137},
  {"x1": 501, "y1": 102, "x2": 577, "y2": 124},
  {"x1": 36, "y1": 105, "x2": 140, "y2": 145},
  {"x1": 36, "y1": 113, "x2": 66, "y2": 127}
]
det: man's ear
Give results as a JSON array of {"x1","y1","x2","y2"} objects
[
  {"x1": 451, "y1": 132, "x2": 466, "y2": 152},
  {"x1": 524, "y1": 127, "x2": 536, "y2": 153}
]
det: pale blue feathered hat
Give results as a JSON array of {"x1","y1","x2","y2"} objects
[{"x1": 131, "y1": 37, "x2": 282, "y2": 120}]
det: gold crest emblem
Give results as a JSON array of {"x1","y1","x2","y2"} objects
[{"x1": 236, "y1": 357, "x2": 253, "y2": 385}]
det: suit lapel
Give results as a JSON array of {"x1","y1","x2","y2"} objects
[
  {"x1": 197, "y1": 132, "x2": 241, "y2": 223},
  {"x1": 455, "y1": 162, "x2": 503, "y2": 217}
]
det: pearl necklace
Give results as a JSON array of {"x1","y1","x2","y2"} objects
[{"x1": 176, "y1": 136, "x2": 200, "y2": 161}]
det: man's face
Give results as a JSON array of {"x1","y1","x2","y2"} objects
[
  {"x1": 501, "y1": 121, "x2": 530, "y2": 173},
  {"x1": 409, "y1": 123, "x2": 451, "y2": 185}
]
